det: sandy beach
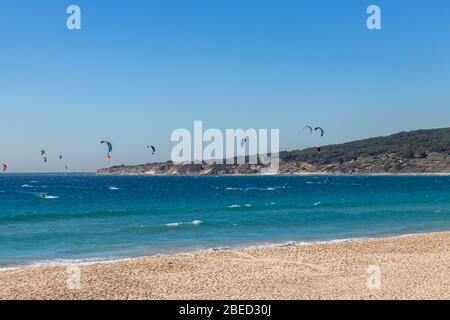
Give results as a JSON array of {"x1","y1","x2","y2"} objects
[{"x1": 2, "y1": 232, "x2": 450, "y2": 300}]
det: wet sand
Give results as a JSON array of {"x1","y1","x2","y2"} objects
[{"x1": 2, "y1": 232, "x2": 450, "y2": 300}]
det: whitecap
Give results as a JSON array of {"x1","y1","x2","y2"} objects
[
  {"x1": 43, "y1": 195, "x2": 59, "y2": 199},
  {"x1": 108, "y1": 186, "x2": 120, "y2": 190},
  {"x1": 228, "y1": 204, "x2": 241, "y2": 208},
  {"x1": 165, "y1": 222, "x2": 182, "y2": 227},
  {"x1": 313, "y1": 202, "x2": 321, "y2": 206},
  {"x1": 22, "y1": 184, "x2": 47, "y2": 188},
  {"x1": 164, "y1": 220, "x2": 203, "y2": 227},
  {"x1": 245, "y1": 187, "x2": 272, "y2": 191}
]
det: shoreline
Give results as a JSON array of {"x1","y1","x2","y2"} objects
[
  {"x1": 3, "y1": 172, "x2": 450, "y2": 176},
  {"x1": 0, "y1": 231, "x2": 441, "y2": 272},
  {"x1": 3, "y1": 231, "x2": 450, "y2": 299},
  {"x1": 0, "y1": 236, "x2": 366, "y2": 272},
  {"x1": 95, "y1": 172, "x2": 450, "y2": 176}
]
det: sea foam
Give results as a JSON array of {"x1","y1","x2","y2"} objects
[{"x1": 164, "y1": 220, "x2": 203, "y2": 227}]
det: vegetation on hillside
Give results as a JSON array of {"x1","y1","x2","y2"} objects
[{"x1": 281, "y1": 128, "x2": 450, "y2": 164}]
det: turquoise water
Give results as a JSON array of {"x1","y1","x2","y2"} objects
[{"x1": 1, "y1": 174, "x2": 450, "y2": 268}]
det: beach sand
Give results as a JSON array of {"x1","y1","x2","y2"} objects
[{"x1": 2, "y1": 232, "x2": 450, "y2": 300}]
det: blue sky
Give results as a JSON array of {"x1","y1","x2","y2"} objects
[{"x1": 0, "y1": 0, "x2": 449, "y2": 172}]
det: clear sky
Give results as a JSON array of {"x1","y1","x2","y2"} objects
[{"x1": 0, "y1": 0, "x2": 449, "y2": 172}]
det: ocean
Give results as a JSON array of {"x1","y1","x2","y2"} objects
[{"x1": 1, "y1": 174, "x2": 449, "y2": 269}]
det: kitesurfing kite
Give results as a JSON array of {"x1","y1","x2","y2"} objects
[
  {"x1": 40, "y1": 149, "x2": 48, "y2": 163},
  {"x1": 303, "y1": 125, "x2": 323, "y2": 152},
  {"x1": 147, "y1": 145, "x2": 156, "y2": 155},
  {"x1": 314, "y1": 127, "x2": 324, "y2": 137},
  {"x1": 101, "y1": 140, "x2": 112, "y2": 161},
  {"x1": 1, "y1": 164, "x2": 7, "y2": 172},
  {"x1": 303, "y1": 126, "x2": 313, "y2": 134}
]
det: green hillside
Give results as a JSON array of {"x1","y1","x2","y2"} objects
[{"x1": 281, "y1": 128, "x2": 450, "y2": 164}]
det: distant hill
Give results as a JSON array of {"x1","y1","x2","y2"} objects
[
  {"x1": 281, "y1": 128, "x2": 450, "y2": 164},
  {"x1": 98, "y1": 128, "x2": 450, "y2": 175}
]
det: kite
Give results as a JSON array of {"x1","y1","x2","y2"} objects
[
  {"x1": 314, "y1": 127, "x2": 324, "y2": 137},
  {"x1": 101, "y1": 140, "x2": 112, "y2": 161},
  {"x1": 40, "y1": 150, "x2": 47, "y2": 163},
  {"x1": 303, "y1": 126, "x2": 313, "y2": 134}
]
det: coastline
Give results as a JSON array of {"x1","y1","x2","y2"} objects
[
  {"x1": 3, "y1": 231, "x2": 450, "y2": 299},
  {"x1": 0, "y1": 235, "x2": 370, "y2": 271},
  {"x1": 95, "y1": 172, "x2": 450, "y2": 176}
]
